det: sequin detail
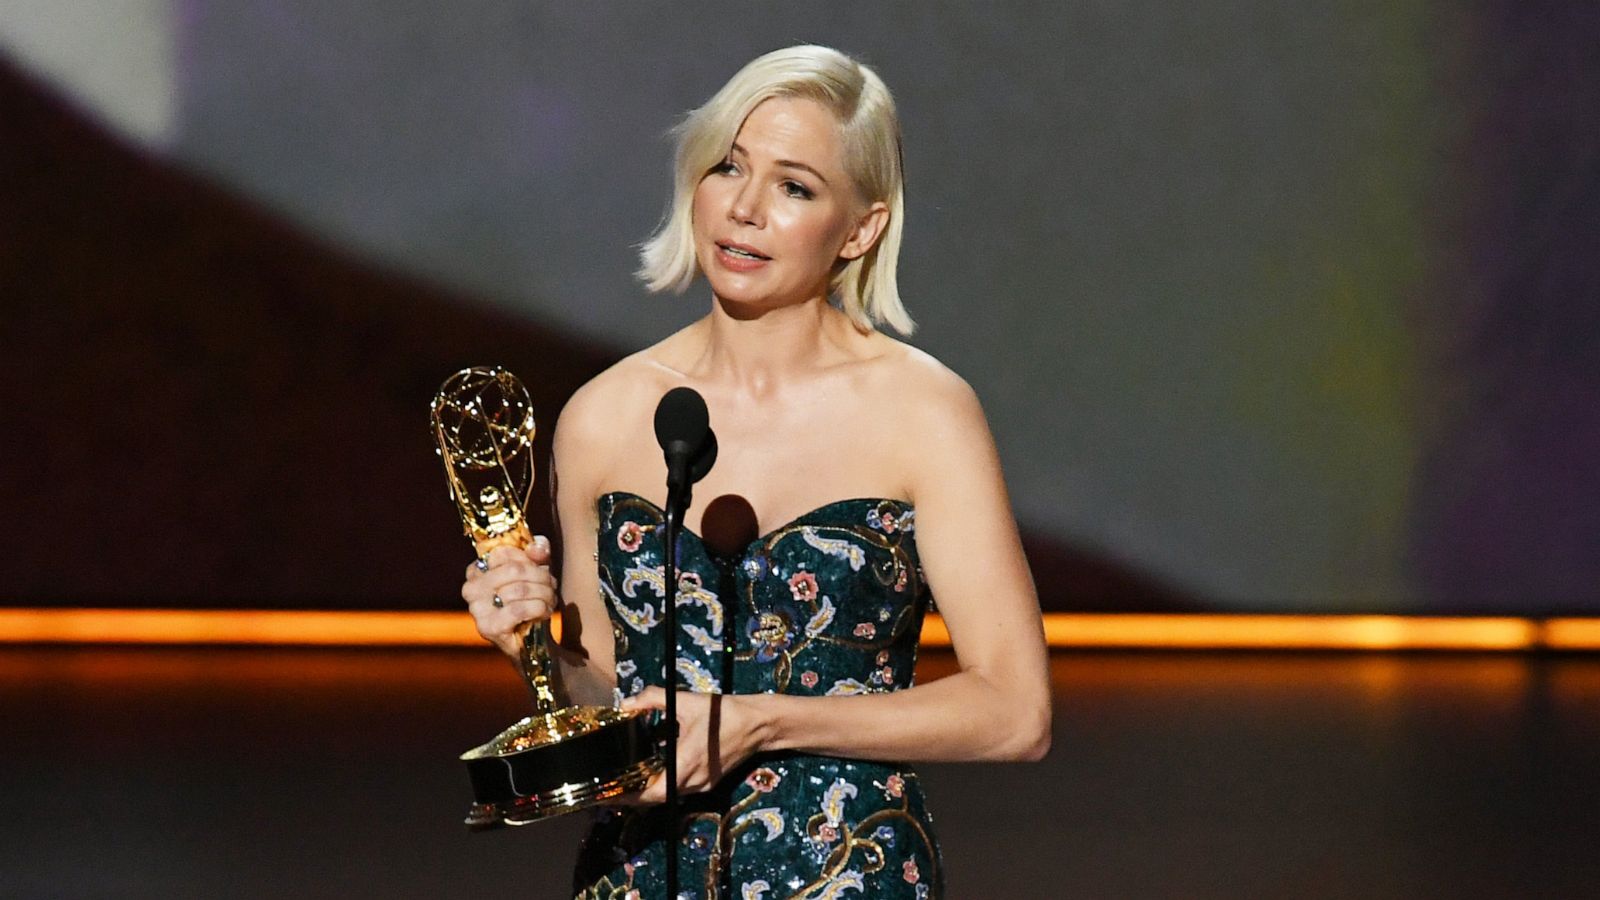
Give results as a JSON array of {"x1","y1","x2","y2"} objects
[{"x1": 577, "y1": 492, "x2": 941, "y2": 899}]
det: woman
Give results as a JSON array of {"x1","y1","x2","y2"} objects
[{"x1": 462, "y1": 45, "x2": 1050, "y2": 899}]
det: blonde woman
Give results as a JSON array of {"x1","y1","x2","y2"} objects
[{"x1": 463, "y1": 45, "x2": 1050, "y2": 899}]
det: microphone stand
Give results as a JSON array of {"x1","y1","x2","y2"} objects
[
  {"x1": 661, "y1": 480, "x2": 688, "y2": 900},
  {"x1": 652, "y1": 386, "x2": 716, "y2": 900}
]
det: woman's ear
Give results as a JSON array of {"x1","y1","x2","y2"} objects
[{"x1": 838, "y1": 201, "x2": 890, "y2": 261}]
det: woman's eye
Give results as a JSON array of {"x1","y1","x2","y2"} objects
[
  {"x1": 782, "y1": 180, "x2": 814, "y2": 200},
  {"x1": 711, "y1": 160, "x2": 738, "y2": 176}
]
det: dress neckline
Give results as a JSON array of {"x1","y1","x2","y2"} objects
[{"x1": 597, "y1": 490, "x2": 913, "y2": 550}]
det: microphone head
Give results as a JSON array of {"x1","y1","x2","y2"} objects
[
  {"x1": 654, "y1": 387, "x2": 717, "y2": 492},
  {"x1": 654, "y1": 386, "x2": 710, "y2": 451},
  {"x1": 689, "y1": 430, "x2": 718, "y2": 484}
]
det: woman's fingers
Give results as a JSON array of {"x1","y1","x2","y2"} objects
[
  {"x1": 616, "y1": 689, "x2": 678, "y2": 803},
  {"x1": 524, "y1": 534, "x2": 553, "y2": 566},
  {"x1": 474, "y1": 576, "x2": 558, "y2": 609},
  {"x1": 636, "y1": 770, "x2": 667, "y2": 804},
  {"x1": 462, "y1": 579, "x2": 556, "y2": 623},
  {"x1": 606, "y1": 770, "x2": 666, "y2": 806},
  {"x1": 469, "y1": 593, "x2": 554, "y2": 637},
  {"x1": 459, "y1": 537, "x2": 562, "y2": 659},
  {"x1": 465, "y1": 537, "x2": 554, "y2": 579},
  {"x1": 463, "y1": 546, "x2": 558, "y2": 607},
  {"x1": 614, "y1": 689, "x2": 738, "y2": 800},
  {"x1": 619, "y1": 687, "x2": 667, "y2": 713}
]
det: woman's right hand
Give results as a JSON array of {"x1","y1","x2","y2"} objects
[{"x1": 461, "y1": 535, "x2": 559, "y2": 658}]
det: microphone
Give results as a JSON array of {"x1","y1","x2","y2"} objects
[
  {"x1": 653, "y1": 387, "x2": 717, "y2": 509},
  {"x1": 650, "y1": 386, "x2": 717, "y2": 900}
]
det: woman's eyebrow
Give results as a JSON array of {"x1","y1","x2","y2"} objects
[
  {"x1": 729, "y1": 142, "x2": 830, "y2": 185},
  {"x1": 776, "y1": 160, "x2": 829, "y2": 184}
]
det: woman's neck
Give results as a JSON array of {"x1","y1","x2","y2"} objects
[{"x1": 692, "y1": 293, "x2": 857, "y2": 396}]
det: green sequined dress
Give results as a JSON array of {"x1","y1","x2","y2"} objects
[{"x1": 573, "y1": 491, "x2": 944, "y2": 900}]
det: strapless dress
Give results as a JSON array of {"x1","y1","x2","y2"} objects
[{"x1": 572, "y1": 491, "x2": 943, "y2": 900}]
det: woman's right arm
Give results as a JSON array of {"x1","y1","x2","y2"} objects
[{"x1": 544, "y1": 388, "x2": 620, "y2": 706}]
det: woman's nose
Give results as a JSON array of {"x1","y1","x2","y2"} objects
[{"x1": 728, "y1": 180, "x2": 763, "y2": 226}]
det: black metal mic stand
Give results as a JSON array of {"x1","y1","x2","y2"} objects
[
  {"x1": 661, "y1": 497, "x2": 683, "y2": 898},
  {"x1": 652, "y1": 385, "x2": 716, "y2": 900}
]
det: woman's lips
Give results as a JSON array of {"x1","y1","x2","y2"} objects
[{"x1": 715, "y1": 241, "x2": 770, "y2": 271}]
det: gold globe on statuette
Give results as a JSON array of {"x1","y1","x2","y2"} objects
[{"x1": 431, "y1": 366, "x2": 661, "y2": 829}]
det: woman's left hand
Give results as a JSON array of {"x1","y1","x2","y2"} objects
[{"x1": 619, "y1": 687, "x2": 771, "y2": 803}]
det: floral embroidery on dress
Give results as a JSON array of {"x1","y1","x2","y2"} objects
[
  {"x1": 826, "y1": 678, "x2": 872, "y2": 696},
  {"x1": 749, "y1": 604, "x2": 800, "y2": 663},
  {"x1": 743, "y1": 554, "x2": 767, "y2": 580},
  {"x1": 684, "y1": 622, "x2": 722, "y2": 654},
  {"x1": 804, "y1": 598, "x2": 836, "y2": 638},
  {"x1": 745, "y1": 767, "x2": 781, "y2": 793},
  {"x1": 580, "y1": 493, "x2": 941, "y2": 899},
  {"x1": 602, "y1": 579, "x2": 660, "y2": 634},
  {"x1": 788, "y1": 571, "x2": 819, "y2": 602},
  {"x1": 618, "y1": 520, "x2": 645, "y2": 552},
  {"x1": 865, "y1": 503, "x2": 898, "y2": 534},
  {"x1": 676, "y1": 656, "x2": 721, "y2": 693},
  {"x1": 818, "y1": 778, "x2": 856, "y2": 827},
  {"x1": 801, "y1": 527, "x2": 868, "y2": 571},
  {"x1": 803, "y1": 870, "x2": 866, "y2": 900},
  {"x1": 621, "y1": 564, "x2": 665, "y2": 602},
  {"x1": 865, "y1": 502, "x2": 913, "y2": 536},
  {"x1": 678, "y1": 580, "x2": 725, "y2": 636},
  {"x1": 736, "y1": 807, "x2": 787, "y2": 842}
]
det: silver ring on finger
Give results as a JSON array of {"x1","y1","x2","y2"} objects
[
  {"x1": 474, "y1": 556, "x2": 490, "y2": 573},
  {"x1": 492, "y1": 594, "x2": 505, "y2": 609}
]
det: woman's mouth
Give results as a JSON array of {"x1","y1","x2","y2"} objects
[
  {"x1": 717, "y1": 242, "x2": 770, "y2": 260},
  {"x1": 715, "y1": 241, "x2": 771, "y2": 271}
]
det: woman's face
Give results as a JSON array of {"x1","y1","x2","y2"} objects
[{"x1": 692, "y1": 96, "x2": 883, "y2": 312}]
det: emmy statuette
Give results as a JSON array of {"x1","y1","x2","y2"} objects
[{"x1": 430, "y1": 366, "x2": 661, "y2": 828}]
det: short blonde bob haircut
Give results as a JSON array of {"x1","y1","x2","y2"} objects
[{"x1": 637, "y1": 45, "x2": 913, "y2": 334}]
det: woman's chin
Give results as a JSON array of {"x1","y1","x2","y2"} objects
[
  {"x1": 707, "y1": 277, "x2": 832, "y2": 313},
  {"x1": 711, "y1": 292, "x2": 779, "y2": 321}
]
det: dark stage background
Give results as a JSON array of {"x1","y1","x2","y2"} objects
[
  {"x1": 5, "y1": 6, "x2": 1600, "y2": 900},
  {"x1": 5, "y1": 647, "x2": 1599, "y2": 898},
  {"x1": 4, "y1": 3, "x2": 1598, "y2": 615}
]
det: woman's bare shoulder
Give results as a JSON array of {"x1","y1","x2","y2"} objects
[
  {"x1": 553, "y1": 327, "x2": 703, "y2": 480},
  {"x1": 556, "y1": 354, "x2": 661, "y2": 447},
  {"x1": 868, "y1": 336, "x2": 984, "y2": 420}
]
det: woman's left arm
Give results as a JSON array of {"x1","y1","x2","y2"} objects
[
  {"x1": 761, "y1": 368, "x2": 1051, "y2": 761},
  {"x1": 623, "y1": 369, "x2": 1051, "y2": 799}
]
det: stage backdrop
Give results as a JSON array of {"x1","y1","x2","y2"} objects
[{"x1": 2, "y1": 2, "x2": 1596, "y2": 614}]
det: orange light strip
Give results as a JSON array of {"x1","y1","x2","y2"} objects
[
  {"x1": 1543, "y1": 617, "x2": 1600, "y2": 651},
  {"x1": 1, "y1": 609, "x2": 1598, "y2": 650},
  {"x1": 1040, "y1": 613, "x2": 1549, "y2": 650},
  {"x1": 0, "y1": 609, "x2": 480, "y2": 647}
]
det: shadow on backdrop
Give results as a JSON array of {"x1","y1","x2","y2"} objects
[{"x1": 0, "y1": 58, "x2": 1195, "y2": 614}]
